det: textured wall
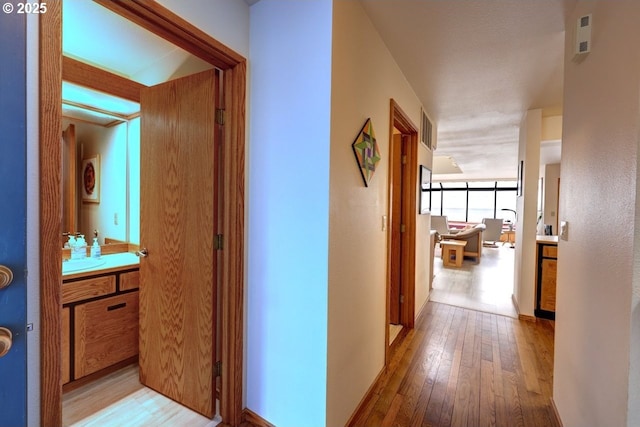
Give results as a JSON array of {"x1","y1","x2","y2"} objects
[{"x1": 553, "y1": 2, "x2": 640, "y2": 426}]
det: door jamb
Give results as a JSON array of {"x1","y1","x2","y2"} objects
[
  {"x1": 39, "y1": 3, "x2": 246, "y2": 426},
  {"x1": 384, "y1": 99, "x2": 419, "y2": 365}
]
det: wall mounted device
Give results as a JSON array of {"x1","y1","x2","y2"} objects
[{"x1": 575, "y1": 14, "x2": 592, "y2": 56}]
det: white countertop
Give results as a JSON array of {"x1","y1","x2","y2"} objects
[
  {"x1": 536, "y1": 235, "x2": 559, "y2": 244},
  {"x1": 62, "y1": 252, "x2": 140, "y2": 279}
]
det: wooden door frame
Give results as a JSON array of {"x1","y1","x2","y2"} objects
[
  {"x1": 39, "y1": 2, "x2": 246, "y2": 426},
  {"x1": 385, "y1": 99, "x2": 418, "y2": 364}
]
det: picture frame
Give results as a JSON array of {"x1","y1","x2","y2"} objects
[
  {"x1": 351, "y1": 118, "x2": 381, "y2": 187},
  {"x1": 419, "y1": 165, "x2": 431, "y2": 214},
  {"x1": 81, "y1": 155, "x2": 100, "y2": 203}
]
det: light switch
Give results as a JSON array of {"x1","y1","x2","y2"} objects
[
  {"x1": 382, "y1": 215, "x2": 387, "y2": 231},
  {"x1": 560, "y1": 221, "x2": 569, "y2": 241}
]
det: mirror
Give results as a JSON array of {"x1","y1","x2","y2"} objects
[
  {"x1": 61, "y1": 83, "x2": 140, "y2": 247},
  {"x1": 61, "y1": 0, "x2": 212, "y2": 248}
]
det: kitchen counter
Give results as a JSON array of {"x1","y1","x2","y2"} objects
[
  {"x1": 536, "y1": 235, "x2": 559, "y2": 244},
  {"x1": 62, "y1": 252, "x2": 139, "y2": 279}
]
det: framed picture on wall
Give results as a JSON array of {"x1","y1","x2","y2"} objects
[{"x1": 81, "y1": 155, "x2": 100, "y2": 203}]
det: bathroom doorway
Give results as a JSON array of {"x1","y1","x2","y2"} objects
[{"x1": 40, "y1": 2, "x2": 246, "y2": 425}]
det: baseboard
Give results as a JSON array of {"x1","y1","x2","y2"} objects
[
  {"x1": 550, "y1": 397, "x2": 564, "y2": 427},
  {"x1": 345, "y1": 367, "x2": 385, "y2": 427},
  {"x1": 511, "y1": 294, "x2": 537, "y2": 322},
  {"x1": 243, "y1": 408, "x2": 276, "y2": 427},
  {"x1": 416, "y1": 294, "x2": 430, "y2": 322}
]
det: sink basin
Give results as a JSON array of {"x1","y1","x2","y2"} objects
[{"x1": 62, "y1": 258, "x2": 106, "y2": 274}]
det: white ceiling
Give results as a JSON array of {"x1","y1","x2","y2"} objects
[
  {"x1": 360, "y1": 0, "x2": 572, "y2": 181},
  {"x1": 64, "y1": 0, "x2": 569, "y2": 178},
  {"x1": 62, "y1": 0, "x2": 212, "y2": 123}
]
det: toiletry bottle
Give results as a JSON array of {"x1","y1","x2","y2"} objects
[
  {"x1": 76, "y1": 235, "x2": 87, "y2": 259},
  {"x1": 91, "y1": 237, "x2": 101, "y2": 258},
  {"x1": 68, "y1": 236, "x2": 77, "y2": 259}
]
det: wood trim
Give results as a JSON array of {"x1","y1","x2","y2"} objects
[
  {"x1": 40, "y1": 2, "x2": 63, "y2": 425},
  {"x1": 345, "y1": 367, "x2": 386, "y2": 427},
  {"x1": 242, "y1": 408, "x2": 276, "y2": 427},
  {"x1": 41, "y1": 3, "x2": 246, "y2": 426},
  {"x1": 63, "y1": 56, "x2": 144, "y2": 102},
  {"x1": 219, "y1": 61, "x2": 246, "y2": 427},
  {"x1": 385, "y1": 99, "x2": 418, "y2": 365},
  {"x1": 550, "y1": 397, "x2": 564, "y2": 427},
  {"x1": 511, "y1": 294, "x2": 537, "y2": 322},
  {"x1": 93, "y1": 0, "x2": 245, "y2": 70}
]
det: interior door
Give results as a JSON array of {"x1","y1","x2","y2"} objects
[
  {"x1": 139, "y1": 69, "x2": 218, "y2": 418},
  {"x1": 0, "y1": 9, "x2": 28, "y2": 425},
  {"x1": 389, "y1": 133, "x2": 404, "y2": 324}
]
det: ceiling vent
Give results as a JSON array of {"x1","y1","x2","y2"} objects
[
  {"x1": 420, "y1": 108, "x2": 434, "y2": 150},
  {"x1": 575, "y1": 14, "x2": 592, "y2": 55}
]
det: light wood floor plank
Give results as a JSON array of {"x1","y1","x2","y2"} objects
[{"x1": 62, "y1": 364, "x2": 220, "y2": 427}]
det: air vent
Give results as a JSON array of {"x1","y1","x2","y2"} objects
[
  {"x1": 575, "y1": 14, "x2": 592, "y2": 55},
  {"x1": 421, "y1": 108, "x2": 433, "y2": 150},
  {"x1": 580, "y1": 15, "x2": 590, "y2": 27}
]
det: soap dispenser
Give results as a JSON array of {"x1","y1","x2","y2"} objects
[{"x1": 91, "y1": 237, "x2": 101, "y2": 258}]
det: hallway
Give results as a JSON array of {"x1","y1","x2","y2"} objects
[{"x1": 350, "y1": 302, "x2": 557, "y2": 427}]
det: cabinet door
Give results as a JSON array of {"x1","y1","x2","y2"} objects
[
  {"x1": 74, "y1": 292, "x2": 139, "y2": 378},
  {"x1": 540, "y1": 258, "x2": 557, "y2": 312}
]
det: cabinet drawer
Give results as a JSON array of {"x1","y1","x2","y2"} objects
[
  {"x1": 63, "y1": 275, "x2": 116, "y2": 304},
  {"x1": 74, "y1": 292, "x2": 139, "y2": 378},
  {"x1": 542, "y1": 245, "x2": 557, "y2": 258},
  {"x1": 120, "y1": 270, "x2": 139, "y2": 291}
]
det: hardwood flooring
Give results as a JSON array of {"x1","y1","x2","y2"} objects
[
  {"x1": 350, "y1": 302, "x2": 557, "y2": 427},
  {"x1": 62, "y1": 364, "x2": 220, "y2": 427}
]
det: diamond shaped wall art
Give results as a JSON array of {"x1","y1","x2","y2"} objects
[{"x1": 352, "y1": 118, "x2": 381, "y2": 187}]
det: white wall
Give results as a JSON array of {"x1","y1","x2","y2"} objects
[
  {"x1": 156, "y1": 0, "x2": 250, "y2": 58},
  {"x1": 327, "y1": 1, "x2": 431, "y2": 425},
  {"x1": 65, "y1": 120, "x2": 128, "y2": 243},
  {"x1": 513, "y1": 109, "x2": 541, "y2": 317},
  {"x1": 543, "y1": 163, "x2": 560, "y2": 234},
  {"x1": 248, "y1": 1, "x2": 332, "y2": 425},
  {"x1": 554, "y1": 2, "x2": 640, "y2": 426},
  {"x1": 128, "y1": 118, "x2": 140, "y2": 244}
]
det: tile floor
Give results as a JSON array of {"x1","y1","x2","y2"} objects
[{"x1": 429, "y1": 243, "x2": 518, "y2": 318}]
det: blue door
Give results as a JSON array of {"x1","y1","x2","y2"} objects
[{"x1": 0, "y1": 8, "x2": 28, "y2": 427}]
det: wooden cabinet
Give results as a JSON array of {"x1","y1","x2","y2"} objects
[
  {"x1": 75, "y1": 292, "x2": 139, "y2": 378},
  {"x1": 535, "y1": 238, "x2": 558, "y2": 320},
  {"x1": 62, "y1": 267, "x2": 139, "y2": 388}
]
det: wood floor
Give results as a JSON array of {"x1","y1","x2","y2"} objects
[
  {"x1": 62, "y1": 364, "x2": 220, "y2": 427},
  {"x1": 350, "y1": 302, "x2": 557, "y2": 427}
]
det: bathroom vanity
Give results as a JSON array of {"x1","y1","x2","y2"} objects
[{"x1": 62, "y1": 252, "x2": 140, "y2": 389}]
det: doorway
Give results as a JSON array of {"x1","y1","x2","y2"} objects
[
  {"x1": 385, "y1": 100, "x2": 419, "y2": 363},
  {"x1": 40, "y1": 2, "x2": 246, "y2": 426}
]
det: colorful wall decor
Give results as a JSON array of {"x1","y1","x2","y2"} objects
[
  {"x1": 81, "y1": 155, "x2": 100, "y2": 203},
  {"x1": 351, "y1": 118, "x2": 380, "y2": 187}
]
